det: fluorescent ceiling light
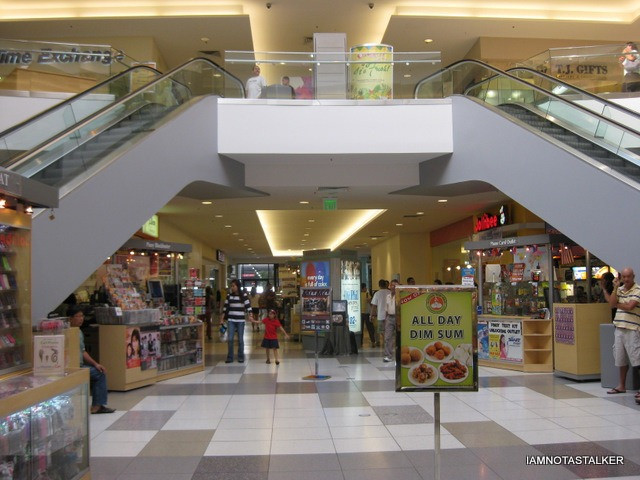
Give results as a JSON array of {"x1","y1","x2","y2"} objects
[{"x1": 257, "y1": 209, "x2": 385, "y2": 257}]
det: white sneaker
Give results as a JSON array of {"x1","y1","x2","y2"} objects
[{"x1": 383, "y1": 356, "x2": 392, "y2": 362}]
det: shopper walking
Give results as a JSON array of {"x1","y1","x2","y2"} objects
[
  {"x1": 360, "y1": 283, "x2": 375, "y2": 347},
  {"x1": 370, "y1": 279, "x2": 390, "y2": 349},
  {"x1": 250, "y1": 309, "x2": 289, "y2": 364},
  {"x1": 603, "y1": 268, "x2": 640, "y2": 398},
  {"x1": 382, "y1": 279, "x2": 399, "y2": 363},
  {"x1": 223, "y1": 279, "x2": 253, "y2": 363},
  {"x1": 249, "y1": 286, "x2": 261, "y2": 332}
]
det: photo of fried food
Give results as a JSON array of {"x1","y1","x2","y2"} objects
[
  {"x1": 424, "y1": 341, "x2": 453, "y2": 363},
  {"x1": 408, "y1": 363, "x2": 438, "y2": 385},
  {"x1": 400, "y1": 346, "x2": 424, "y2": 367},
  {"x1": 439, "y1": 359, "x2": 468, "y2": 382}
]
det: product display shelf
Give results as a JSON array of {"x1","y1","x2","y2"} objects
[
  {"x1": 0, "y1": 368, "x2": 90, "y2": 480},
  {"x1": 478, "y1": 315, "x2": 553, "y2": 373},
  {"x1": 181, "y1": 279, "x2": 206, "y2": 316},
  {"x1": 156, "y1": 322, "x2": 204, "y2": 381},
  {"x1": 0, "y1": 218, "x2": 32, "y2": 377},
  {"x1": 98, "y1": 324, "x2": 157, "y2": 391}
]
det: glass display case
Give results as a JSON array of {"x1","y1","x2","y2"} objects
[{"x1": 0, "y1": 369, "x2": 89, "y2": 480}]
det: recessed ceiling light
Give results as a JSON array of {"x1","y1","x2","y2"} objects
[
  {"x1": 417, "y1": 211, "x2": 425, "y2": 215},
  {"x1": 299, "y1": 201, "x2": 309, "y2": 204},
  {"x1": 201, "y1": 37, "x2": 210, "y2": 42},
  {"x1": 224, "y1": 225, "x2": 232, "y2": 228},
  {"x1": 396, "y1": 223, "x2": 403, "y2": 226},
  {"x1": 232, "y1": 232, "x2": 239, "y2": 235},
  {"x1": 382, "y1": 231, "x2": 388, "y2": 234},
  {"x1": 201, "y1": 201, "x2": 212, "y2": 205},
  {"x1": 304, "y1": 233, "x2": 310, "y2": 236},
  {"x1": 424, "y1": 38, "x2": 433, "y2": 43},
  {"x1": 308, "y1": 219, "x2": 315, "y2": 223},
  {"x1": 403, "y1": 74, "x2": 412, "y2": 78},
  {"x1": 214, "y1": 214, "x2": 223, "y2": 218},
  {"x1": 438, "y1": 199, "x2": 448, "y2": 203}
]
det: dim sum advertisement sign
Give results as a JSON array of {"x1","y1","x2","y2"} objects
[{"x1": 396, "y1": 286, "x2": 478, "y2": 392}]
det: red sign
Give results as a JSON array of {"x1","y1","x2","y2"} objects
[{"x1": 474, "y1": 213, "x2": 498, "y2": 233}]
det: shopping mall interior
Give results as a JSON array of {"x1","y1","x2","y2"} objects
[{"x1": 1, "y1": 1, "x2": 640, "y2": 479}]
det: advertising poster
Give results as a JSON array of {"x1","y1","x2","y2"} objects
[
  {"x1": 349, "y1": 44, "x2": 393, "y2": 99},
  {"x1": 279, "y1": 267, "x2": 298, "y2": 297},
  {"x1": 397, "y1": 286, "x2": 478, "y2": 392},
  {"x1": 140, "y1": 329, "x2": 160, "y2": 370},
  {"x1": 461, "y1": 267, "x2": 475, "y2": 287},
  {"x1": 489, "y1": 321, "x2": 523, "y2": 363},
  {"x1": 126, "y1": 327, "x2": 142, "y2": 369},
  {"x1": 33, "y1": 335, "x2": 65, "y2": 376},
  {"x1": 302, "y1": 261, "x2": 329, "y2": 287},
  {"x1": 477, "y1": 320, "x2": 489, "y2": 359},
  {"x1": 340, "y1": 260, "x2": 361, "y2": 332},
  {"x1": 554, "y1": 306, "x2": 575, "y2": 345},
  {"x1": 301, "y1": 287, "x2": 332, "y2": 332}
]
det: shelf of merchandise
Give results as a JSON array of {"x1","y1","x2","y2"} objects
[
  {"x1": 0, "y1": 368, "x2": 90, "y2": 480},
  {"x1": 0, "y1": 211, "x2": 32, "y2": 377},
  {"x1": 181, "y1": 278, "x2": 206, "y2": 316},
  {"x1": 478, "y1": 315, "x2": 553, "y2": 373},
  {"x1": 156, "y1": 322, "x2": 204, "y2": 382}
]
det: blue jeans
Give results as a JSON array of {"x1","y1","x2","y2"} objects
[
  {"x1": 87, "y1": 365, "x2": 108, "y2": 407},
  {"x1": 227, "y1": 321, "x2": 245, "y2": 361}
]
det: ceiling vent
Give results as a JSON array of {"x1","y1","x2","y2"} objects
[
  {"x1": 199, "y1": 50, "x2": 221, "y2": 56},
  {"x1": 316, "y1": 186, "x2": 349, "y2": 195}
]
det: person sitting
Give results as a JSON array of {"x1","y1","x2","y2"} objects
[{"x1": 68, "y1": 305, "x2": 115, "y2": 414}]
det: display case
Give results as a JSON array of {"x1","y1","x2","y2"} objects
[
  {"x1": 478, "y1": 315, "x2": 553, "y2": 372},
  {"x1": 0, "y1": 210, "x2": 32, "y2": 376},
  {"x1": 156, "y1": 322, "x2": 203, "y2": 381},
  {"x1": 0, "y1": 369, "x2": 90, "y2": 480}
]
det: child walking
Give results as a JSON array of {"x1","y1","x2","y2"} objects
[{"x1": 251, "y1": 309, "x2": 289, "y2": 364}]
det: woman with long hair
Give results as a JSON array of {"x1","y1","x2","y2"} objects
[{"x1": 222, "y1": 279, "x2": 254, "y2": 363}]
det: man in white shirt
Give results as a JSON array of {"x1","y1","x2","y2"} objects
[
  {"x1": 382, "y1": 279, "x2": 399, "y2": 362},
  {"x1": 370, "y1": 279, "x2": 390, "y2": 349},
  {"x1": 246, "y1": 64, "x2": 267, "y2": 99}
]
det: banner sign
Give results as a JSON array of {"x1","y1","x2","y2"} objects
[
  {"x1": 396, "y1": 286, "x2": 478, "y2": 392},
  {"x1": 300, "y1": 287, "x2": 332, "y2": 332}
]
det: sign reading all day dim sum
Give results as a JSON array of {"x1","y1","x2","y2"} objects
[{"x1": 396, "y1": 286, "x2": 478, "y2": 392}]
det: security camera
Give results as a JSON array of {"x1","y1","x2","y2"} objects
[
  {"x1": 266, "y1": 2, "x2": 271, "y2": 8},
  {"x1": 368, "y1": 2, "x2": 374, "y2": 9}
]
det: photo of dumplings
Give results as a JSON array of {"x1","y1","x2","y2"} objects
[
  {"x1": 400, "y1": 346, "x2": 424, "y2": 367},
  {"x1": 424, "y1": 341, "x2": 454, "y2": 363}
]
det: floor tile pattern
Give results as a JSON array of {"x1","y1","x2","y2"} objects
[{"x1": 89, "y1": 329, "x2": 640, "y2": 479}]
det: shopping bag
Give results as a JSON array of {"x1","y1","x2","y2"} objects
[{"x1": 219, "y1": 322, "x2": 228, "y2": 341}]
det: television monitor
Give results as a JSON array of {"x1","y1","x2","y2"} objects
[
  {"x1": 572, "y1": 266, "x2": 586, "y2": 281},
  {"x1": 148, "y1": 279, "x2": 164, "y2": 300}
]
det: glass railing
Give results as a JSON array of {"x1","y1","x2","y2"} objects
[
  {"x1": 0, "y1": 65, "x2": 161, "y2": 164},
  {"x1": 517, "y1": 44, "x2": 637, "y2": 94},
  {"x1": 4, "y1": 58, "x2": 244, "y2": 190},
  {"x1": 414, "y1": 60, "x2": 640, "y2": 167},
  {"x1": 507, "y1": 67, "x2": 640, "y2": 135},
  {"x1": 224, "y1": 50, "x2": 441, "y2": 100}
]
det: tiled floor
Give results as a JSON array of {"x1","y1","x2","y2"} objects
[{"x1": 90, "y1": 329, "x2": 640, "y2": 479}]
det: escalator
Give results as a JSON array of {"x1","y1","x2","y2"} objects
[
  {"x1": 2, "y1": 58, "x2": 256, "y2": 319},
  {"x1": 412, "y1": 59, "x2": 640, "y2": 271}
]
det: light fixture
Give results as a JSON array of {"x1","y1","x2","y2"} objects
[
  {"x1": 396, "y1": 223, "x2": 403, "y2": 226},
  {"x1": 224, "y1": 225, "x2": 232, "y2": 228},
  {"x1": 201, "y1": 201, "x2": 212, "y2": 205},
  {"x1": 215, "y1": 214, "x2": 223, "y2": 218},
  {"x1": 25, "y1": 205, "x2": 33, "y2": 215},
  {"x1": 129, "y1": 250, "x2": 135, "y2": 255},
  {"x1": 308, "y1": 219, "x2": 315, "y2": 223},
  {"x1": 416, "y1": 212, "x2": 424, "y2": 215},
  {"x1": 446, "y1": 267, "x2": 452, "y2": 271},
  {"x1": 438, "y1": 199, "x2": 448, "y2": 203},
  {"x1": 424, "y1": 38, "x2": 433, "y2": 43},
  {"x1": 0, "y1": 198, "x2": 6, "y2": 209},
  {"x1": 299, "y1": 201, "x2": 309, "y2": 204},
  {"x1": 403, "y1": 74, "x2": 412, "y2": 78},
  {"x1": 233, "y1": 232, "x2": 239, "y2": 235}
]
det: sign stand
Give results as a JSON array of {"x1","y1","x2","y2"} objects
[
  {"x1": 434, "y1": 392, "x2": 441, "y2": 480},
  {"x1": 303, "y1": 331, "x2": 331, "y2": 380}
]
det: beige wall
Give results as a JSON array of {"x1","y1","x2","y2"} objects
[
  {"x1": 431, "y1": 239, "x2": 469, "y2": 284},
  {"x1": 371, "y1": 232, "x2": 431, "y2": 286},
  {"x1": 59, "y1": 36, "x2": 168, "y2": 71}
]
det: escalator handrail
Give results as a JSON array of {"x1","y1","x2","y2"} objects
[
  {"x1": 506, "y1": 66, "x2": 640, "y2": 132},
  {"x1": 0, "y1": 64, "x2": 162, "y2": 139},
  {"x1": 413, "y1": 58, "x2": 640, "y2": 143},
  {"x1": 5, "y1": 57, "x2": 245, "y2": 171}
]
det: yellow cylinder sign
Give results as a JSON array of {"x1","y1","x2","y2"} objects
[{"x1": 349, "y1": 44, "x2": 393, "y2": 100}]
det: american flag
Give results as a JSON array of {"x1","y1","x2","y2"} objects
[{"x1": 560, "y1": 244, "x2": 574, "y2": 265}]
